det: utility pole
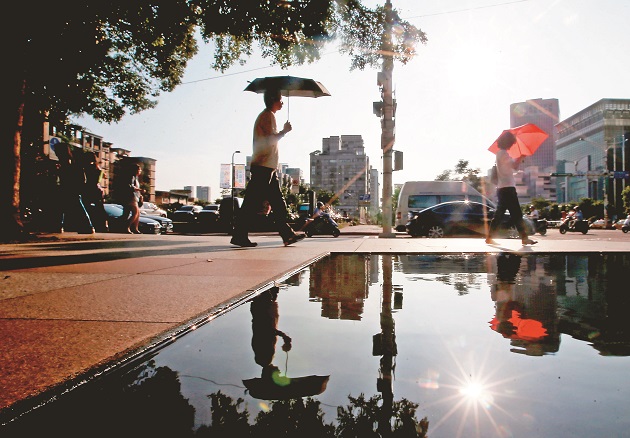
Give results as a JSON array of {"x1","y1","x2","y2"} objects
[{"x1": 378, "y1": 0, "x2": 396, "y2": 238}]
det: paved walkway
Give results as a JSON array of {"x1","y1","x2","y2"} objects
[{"x1": 1, "y1": 226, "x2": 629, "y2": 423}]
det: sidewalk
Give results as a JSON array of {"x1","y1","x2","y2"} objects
[{"x1": 1, "y1": 228, "x2": 628, "y2": 423}]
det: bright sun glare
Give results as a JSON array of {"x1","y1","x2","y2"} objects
[
  {"x1": 447, "y1": 43, "x2": 500, "y2": 97},
  {"x1": 459, "y1": 381, "x2": 494, "y2": 408}
]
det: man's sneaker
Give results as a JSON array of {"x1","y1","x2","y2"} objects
[
  {"x1": 230, "y1": 238, "x2": 257, "y2": 247},
  {"x1": 283, "y1": 233, "x2": 306, "y2": 246},
  {"x1": 522, "y1": 238, "x2": 538, "y2": 245}
]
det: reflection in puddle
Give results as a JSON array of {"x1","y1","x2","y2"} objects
[{"x1": 3, "y1": 253, "x2": 629, "y2": 437}]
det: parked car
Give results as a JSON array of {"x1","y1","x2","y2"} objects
[
  {"x1": 139, "y1": 201, "x2": 167, "y2": 217},
  {"x1": 405, "y1": 200, "x2": 534, "y2": 238},
  {"x1": 103, "y1": 204, "x2": 162, "y2": 234},
  {"x1": 140, "y1": 211, "x2": 173, "y2": 234},
  {"x1": 171, "y1": 205, "x2": 203, "y2": 223},
  {"x1": 197, "y1": 204, "x2": 221, "y2": 231}
]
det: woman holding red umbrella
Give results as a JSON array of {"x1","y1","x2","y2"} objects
[{"x1": 486, "y1": 130, "x2": 537, "y2": 246}]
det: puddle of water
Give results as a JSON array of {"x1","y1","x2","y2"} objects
[{"x1": 3, "y1": 253, "x2": 630, "y2": 437}]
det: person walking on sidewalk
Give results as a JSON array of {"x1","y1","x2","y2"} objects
[
  {"x1": 119, "y1": 163, "x2": 143, "y2": 234},
  {"x1": 54, "y1": 142, "x2": 95, "y2": 234},
  {"x1": 230, "y1": 88, "x2": 305, "y2": 247},
  {"x1": 486, "y1": 131, "x2": 537, "y2": 246}
]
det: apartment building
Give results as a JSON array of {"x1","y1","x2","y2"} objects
[{"x1": 310, "y1": 135, "x2": 373, "y2": 219}]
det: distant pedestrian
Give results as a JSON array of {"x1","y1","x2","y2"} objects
[
  {"x1": 54, "y1": 143, "x2": 94, "y2": 234},
  {"x1": 486, "y1": 131, "x2": 537, "y2": 245},
  {"x1": 230, "y1": 88, "x2": 305, "y2": 247},
  {"x1": 119, "y1": 163, "x2": 143, "y2": 234}
]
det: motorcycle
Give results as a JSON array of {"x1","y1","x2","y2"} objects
[
  {"x1": 532, "y1": 218, "x2": 548, "y2": 235},
  {"x1": 622, "y1": 223, "x2": 630, "y2": 234},
  {"x1": 303, "y1": 215, "x2": 341, "y2": 237},
  {"x1": 559, "y1": 217, "x2": 589, "y2": 234}
]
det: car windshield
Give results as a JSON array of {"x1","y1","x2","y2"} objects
[{"x1": 203, "y1": 205, "x2": 218, "y2": 211}]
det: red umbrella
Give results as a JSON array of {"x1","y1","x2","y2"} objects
[{"x1": 488, "y1": 123, "x2": 549, "y2": 159}]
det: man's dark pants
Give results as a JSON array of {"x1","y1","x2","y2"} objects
[{"x1": 233, "y1": 165, "x2": 294, "y2": 242}]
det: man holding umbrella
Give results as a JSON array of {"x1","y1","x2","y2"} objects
[
  {"x1": 486, "y1": 130, "x2": 538, "y2": 246},
  {"x1": 230, "y1": 88, "x2": 305, "y2": 247}
]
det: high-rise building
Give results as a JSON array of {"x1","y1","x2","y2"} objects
[
  {"x1": 196, "y1": 186, "x2": 211, "y2": 203},
  {"x1": 310, "y1": 135, "x2": 373, "y2": 219},
  {"x1": 510, "y1": 98, "x2": 559, "y2": 172},
  {"x1": 184, "y1": 186, "x2": 195, "y2": 199},
  {"x1": 508, "y1": 98, "x2": 560, "y2": 203}
]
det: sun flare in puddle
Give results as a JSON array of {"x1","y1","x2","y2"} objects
[{"x1": 459, "y1": 380, "x2": 493, "y2": 409}]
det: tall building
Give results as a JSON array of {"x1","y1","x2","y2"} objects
[
  {"x1": 184, "y1": 186, "x2": 195, "y2": 199},
  {"x1": 310, "y1": 135, "x2": 372, "y2": 219},
  {"x1": 510, "y1": 98, "x2": 560, "y2": 172},
  {"x1": 554, "y1": 98, "x2": 630, "y2": 211},
  {"x1": 196, "y1": 186, "x2": 211, "y2": 203},
  {"x1": 510, "y1": 98, "x2": 560, "y2": 203}
]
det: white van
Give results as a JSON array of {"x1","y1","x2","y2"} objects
[{"x1": 394, "y1": 181, "x2": 495, "y2": 231}]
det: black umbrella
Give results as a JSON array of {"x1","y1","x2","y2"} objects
[
  {"x1": 244, "y1": 75, "x2": 331, "y2": 119},
  {"x1": 243, "y1": 368, "x2": 330, "y2": 401}
]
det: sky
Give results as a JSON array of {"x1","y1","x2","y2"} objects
[{"x1": 74, "y1": 0, "x2": 630, "y2": 199}]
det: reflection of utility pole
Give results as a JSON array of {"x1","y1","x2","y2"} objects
[
  {"x1": 375, "y1": 254, "x2": 396, "y2": 435},
  {"x1": 379, "y1": 0, "x2": 396, "y2": 238}
]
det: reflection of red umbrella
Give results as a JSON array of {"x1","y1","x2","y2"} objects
[
  {"x1": 488, "y1": 123, "x2": 549, "y2": 159},
  {"x1": 490, "y1": 310, "x2": 548, "y2": 341}
]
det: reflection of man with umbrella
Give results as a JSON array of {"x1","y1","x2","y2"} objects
[
  {"x1": 244, "y1": 287, "x2": 329, "y2": 400},
  {"x1": 230, "y1": 87, "x2": 305, "y2": 247},
  {"x1": 486, "y1": 125, "x2": 547, "y2": 246}
]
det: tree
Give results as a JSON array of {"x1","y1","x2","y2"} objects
[
  {"x1": 622, "y1": 185, "x2": 630, "y2": 216},
  {"x1": 2, "y1": 1, "x2": 425, "y2": 242},
  {"x1": 435, "y1": 159, "x2": 482, "y2": 191},
  {"x1": 316, "y1": 190, "x2": 339, "y2": 207}
]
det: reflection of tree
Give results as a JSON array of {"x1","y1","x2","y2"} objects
[
  {"x1": 336, "y1": 394, "x2": 429, "y2": 438},
  {"x1": 3, "y1": 360, "x2": 195, "y2": 437},
  {"x1": 194, "y1": 391, "x2": 428, "y2": 437}
]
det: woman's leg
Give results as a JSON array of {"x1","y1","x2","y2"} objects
[{"x1": 130, "y1": 203, "x2": 141, "y2": 233}]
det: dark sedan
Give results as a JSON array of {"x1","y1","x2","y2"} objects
[
  {"x1": 172, "y1": 205, "x2": 203, "y2": 222},
  {"x1": 103, "y1": 204, "x2": 162, "y2": 234},
  {"x1": 405, "y1": 200, "x2": 534, "y2": 238},
  {"x1": 140, "y1": 211, "x2": 173, "y2": 234}
]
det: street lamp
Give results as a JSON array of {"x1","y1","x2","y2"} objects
[{"x1": 231, "y1": 150, "x2": 241, "y2": 234}]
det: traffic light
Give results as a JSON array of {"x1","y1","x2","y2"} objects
[{"x1": 373, "y1": 101, "x2": 383, "y2": 118}]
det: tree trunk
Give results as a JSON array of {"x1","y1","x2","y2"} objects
[{"x1": 0, "y1": 78, "x2": 27, "y2": 242}]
